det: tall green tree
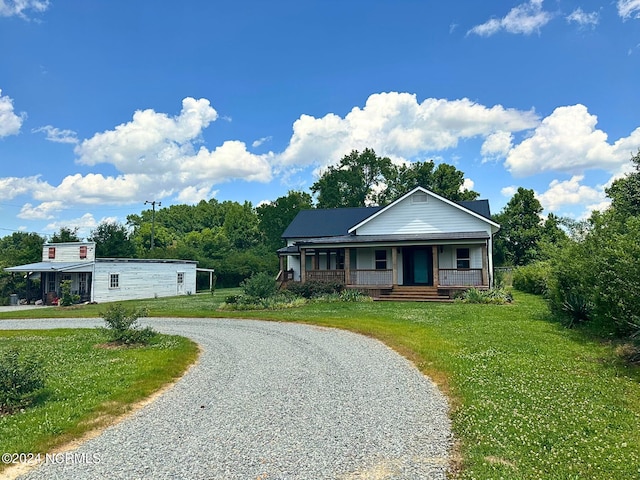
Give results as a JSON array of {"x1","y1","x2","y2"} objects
[
  {"x1": 311, "y1": 149, "x2": 394, "y2": 208},
  {"x1": 312, "y1": 149, "x2": 479, "y2": 208},
  {"x1": 0, "y1": 232, "x2": 45, "y2": 303},
  {"x1": 382, "y1": 160, "x2": 479, "y2": 203},
  {"x1": 50, "y1": 227, "x2": 81, "y2": 243},
  {"x1": 606, "y1": 149, "x2": 640, "y2": 218},
  {"x1": 256, "y1": 190, "x2": 313, "y2": 251},
  {"x1": 493, "y1": 187, "x2": 545, "y2": 266},
  {"x1": 88, "y1": 221, "x2": 136, "y2": 258}
]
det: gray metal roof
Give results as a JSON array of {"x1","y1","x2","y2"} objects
[
  {"x1": 4, "y1": 258, "x2": 197, "y2": 273},
  {"x1": 4, "y1": 261, "x2": 95, "y2": 273}
]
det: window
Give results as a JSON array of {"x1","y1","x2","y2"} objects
[
  {"x1": 80, "y1": 245, "x2": 87, "y2": 259},
  {"x1": 48, "y1": 247, "x2": 56, "y2": 259},
  {"x1": 456, "y1": 248, "x2": 470, "y2": 269},
  {"x1": 177, "y1": 272, "x2": 184, "y2": 284},
  {"x1": 375, "y1": 250, "x2": 387, "y2": 270},
  {"x1": 109, "y1": 274, "x2": 120, "y2": 289},
  {"x1": 47, "y1": 273, "x2": 55, "y2": 293},
  {"x1": 79, "y1": 273, "x2": 87, "y2": 295}
]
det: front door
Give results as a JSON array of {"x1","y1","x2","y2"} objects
[{"x1": 403, "y1": 247, "x2": 433, "y2": 285}]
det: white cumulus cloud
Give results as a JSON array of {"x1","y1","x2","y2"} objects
[
  {"x1": 278, "y1": 92, "x2": 538, "y2": 169},
  {"x1": 468, "y1": 0, "x2": 553, "y2": 37},
  {"x1": 504, "y1": 104, "x2": 639, "y2": 177},
  {"x1": 21, "y1": 98, "x2": 273, "y2": 214},
  {"x1": 0, "y1": 89, "x2": 24, "y2": 137},
  {"x1": 535, "y1": 175, "x2": 605, "y2": 213}
]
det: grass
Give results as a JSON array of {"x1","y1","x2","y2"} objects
[
  {"x1": 0, "y1": 329, "x2": 198, "y2": 473},
  {"x1": 1, "y1": 290, "x2": 639, "y2": 478}
]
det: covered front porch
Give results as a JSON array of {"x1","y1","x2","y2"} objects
[{"x1": 278, "y1": 237, "x2": 492, "y2": 300}]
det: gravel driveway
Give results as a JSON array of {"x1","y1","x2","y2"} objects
[{"x1": 1, "y1": 317, "x2": 452, "y2": 479}]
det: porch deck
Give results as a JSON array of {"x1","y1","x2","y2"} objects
[{"x1": 299, "y1": 268, "x2": 487, "y2": 302}]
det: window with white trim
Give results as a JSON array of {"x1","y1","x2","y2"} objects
[
  {"x1": 177, "y1": 272, "x2": 184, "y2": 284},
  {"x1": 109, "y1": 273, "x2": 120, "y2": 289}
]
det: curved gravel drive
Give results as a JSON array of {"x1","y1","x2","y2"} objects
[{"x1": 1, "y1": 317, "x2": 452, "y2": 479}]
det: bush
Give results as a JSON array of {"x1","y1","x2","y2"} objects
[
  {"x1": 285, "y1": 280, "x2": 344, "y2": 299},
  {"x1": 0, "y1": 349, "x2": 46, "y2": 414},
  {"x1": 240, "y1": 271, "x2": 278, "y2": 300},
  {"x1": 59, "y1": 279, "x2": 80, "y2": 306},
  {"x1": 100, "y1": 304, "x2": 156, "y2": 345},
  {"x1": 512, "y1": 261, "x2": 550, "y2": 295},
  {"x1": 456, "y1": 288, "x2": 513, "y2": 305},
  {"x1": 561, "y1": 293, "x2": 593, "y2": 328}
]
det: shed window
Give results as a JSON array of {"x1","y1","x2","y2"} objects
[
  {"x1": 80, "y1": 245, "x2": 87, "y2": 259},
  {"x1": 48, "y1": 247, "x2": 56, "y2": 259},
  {"x1": 375, "y1": 250, "x2": 387, "y2": 270},
  {"x1": 109, "y1": 274, "x2": 120, "y2": 289},
  {"x1": 456, "y1": 248, "x2": 470, "y2": 269},
  {"x1": 177, "y1": 272, "x2": 184, "y2": 284}
]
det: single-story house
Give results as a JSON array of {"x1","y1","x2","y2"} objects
[
  {"x1": 277, "y1": 186, "x2": 500, "y2": 301},
  {"x1": 5, "y1": 241, "x2": 202, "y2": 304}
]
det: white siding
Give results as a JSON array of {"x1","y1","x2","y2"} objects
[
  {"x1": 354, "y1": 191, "x2": 491, "y2": 236},
  {"x1": 92, "y1": 261, "x2": 196, "y2": 303},
  {"x1": 42, "y1": 242, "x2": 96, "y2": 262}
]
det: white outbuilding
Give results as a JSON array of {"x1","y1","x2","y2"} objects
[{"x1": 5, "y1": 241, "x2": 198, "y2": 304}]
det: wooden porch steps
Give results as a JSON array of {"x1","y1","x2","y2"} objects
[{"x1": 375, "y1": 286, "x2": 452, "y2": 302}]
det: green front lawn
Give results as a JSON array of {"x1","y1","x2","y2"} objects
[
  {"x1": 0, "y1": 329, "x2": 198, "y2": 473},
  {"x1": 1, "y1": 290, "x2": 639, "y2": 479}
]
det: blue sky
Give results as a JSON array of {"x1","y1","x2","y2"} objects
[{"x1": 1, "y1": 0, "x2": 639, "y2": 239}]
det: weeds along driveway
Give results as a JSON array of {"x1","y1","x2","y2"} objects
[{"x1": 2, "y1": 317, "x2": 452, "y2": 480}]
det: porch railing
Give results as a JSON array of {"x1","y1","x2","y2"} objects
[
  {"x1": 305, "y1": 269, "x2": 393, "y2": 286},
  {"x1": 350, "y1": 269, "x2": 393, "y2": 286},
  {"x1": 438, "y1": 269, "x2": 483, "y2": 286},
  {"x1": 306, "y1": 270, "x2": 346, "y2": 283}
]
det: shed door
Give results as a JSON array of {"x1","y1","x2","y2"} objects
[{"x1": 177, "y1": 272, "x2": 185, "y2": 294}]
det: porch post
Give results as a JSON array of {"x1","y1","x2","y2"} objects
[
  {"x1": 344, "y1": 248, "x2": 351, "y2": 285},
  {"x1": 432, "y1": 245, "x2": 439, "y2": 288},
  {"x1": 392, "y1": 247, "x2": 398, "y2": 286},
  {"x1": 300, "y1": 248, "x2": 306, "y2": 283},
  {"x1": 481, "y1": 243, "x2": 489, "y2": 287},
  {"x1": 279, "y1": 255, "x2": 285, "y2": 272}
]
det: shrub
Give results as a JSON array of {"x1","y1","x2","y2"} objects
[
  {"x1": 59, "y1": 279, "x2": 80, "y2": 306},
  {"x1": 457, "y1": 288, "x2": 513, "y2": 305},
  {"x1": 285, "y1": 280, "x2": 344, "y2": 299},
  {"x1": 561, "y1": 293, "x2": 593, "y2": 328},
  {"x1": 512, "y1": 261, "x2": 550, "y2": 295},
  {"x1": 100, "y1": 304, "x2": 156, "y2": 345},
  {"x1": 240, "y1": 271, "x2": 278, "y2": 300},
  {"x1": 0, "y1": 349, "x2": 46, "y2": 414}
]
